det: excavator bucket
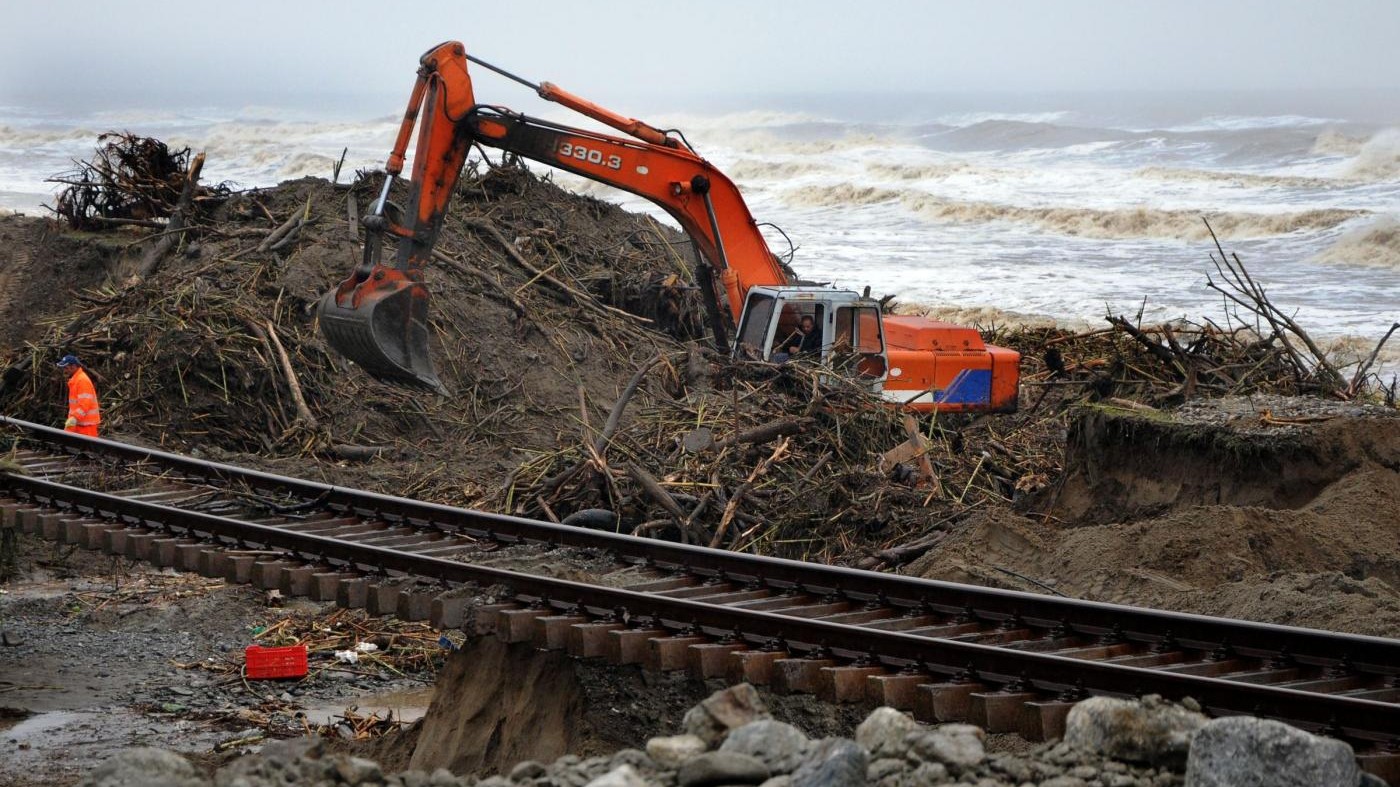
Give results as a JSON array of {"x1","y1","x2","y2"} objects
[{"x1": 317, "y1": 280, "x2": 447, "y2": 394}]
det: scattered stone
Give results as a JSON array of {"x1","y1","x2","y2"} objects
[
  {"x1": 908, "y1": 762, "x2": 948, "y2": 784},
  {"x1": 682, "y1": 683, "x2": 771, "y2": 747},
  {"x1": 1184, "y1": 717, "x2": 1359, "y2": 787},
  {"x1": 585, "y1": 764, "x2": 649, "y2": 787},
  {"x1": 510, "y1": 760, "x2": 548, "y2": 781},
  {"x1": 905, "y1": 723, "x2": 985, "y2": 768},
  {"x1": 865, "y1": 757, "x2": 904, "y2": 781},
  {"x1": 1041, "y1": 777, "x2": 1089, "y2": 787},
  {"x1": 720, "y1": 720, "x2": 810, "y2": 774},
  {"x1": 855, "y1": 707, "x2": 917, "y2": 759},
  {"x1": 647, "y1": 734, "x2": 708, "y2": 769},
  {"x1": 677, "y1": 751, "x2": 771, "y2": 787},
  {"x1": 607, "y1": 749, "x2": 655, "y2": 772},
  {"x1": 79, "y1": 748, "x2": 201, "y2": 787},
  {"x1": 1065, "y1": 695, "x2": 1207, "y2": 767},
  {"x1": 790, "y1": 738, "x2": 869, "y2": 787}
]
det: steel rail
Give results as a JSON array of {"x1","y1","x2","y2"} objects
[{"x1": 2, "y1": 469, "x2": 1397, "y2": 744}]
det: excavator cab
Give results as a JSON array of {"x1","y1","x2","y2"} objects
[{"x1": 735, "y1": 287, "x2": 888, "y2": 389}]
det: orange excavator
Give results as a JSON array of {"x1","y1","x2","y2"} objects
[{"x1": 319, "y1": 41, "x2": 1019, "y2": 412}]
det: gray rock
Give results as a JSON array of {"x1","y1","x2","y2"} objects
[
  {"x1": 678, "y1": 751, "x2": 771, "y2": 787},
  {"x1": 80, "y1": 748, "x2": 204, "y2": 787},
  {"x1": 585, "y1": 765, "x2": 649, "y2": 787},
  {"x1": 647, "y1": 734, "x2": 709, "y2": 769},
  {"x1": 1040, "y1": 778, "x2": 1089, "y2": 787},
  {"x1": 334, "y1": 756, "x2": 384, "y2": 785},
  {"x1": 608, "y1": 749, "x2": 656, "y2": 772},
  {"x1": 721, "y1": 720, "x2": 811, "y2": 774},
  {"x1": 856, "y1": 707, "x2": 918, "y2": 759},
  {"x1": 759, "y1": 778, "x2": 794, "y2": 787},
  {"x1": 989, "y1": 755, "x2": 1033, "y2": 782},
  {"x1": 905, "y1": 724, "x2": 985, "y2": 768},
  {"x1": 1064, "y1": 695, "x2": 1206, "y2": 767},
  {"x1": 866, "y1": 758, "x2": 905, "y2": 782},
  {"x1": 791, "y1": 738, "x2": 869, "y2": 787},
  {"x1": 1184, "y1": 717, "x2": 1359, "y2": 787},
  {"x1": 908, "y1": 762, "x2": 947, "y2": 784},
  {"x1": 429, "y1": 768, "x2": 462, "y2": 787},
  {"x1": 510, "y1": 761, "x2": 548, "y2": 781},
  {"x1": 682, "y1": 683, "x2": 771, "y2": 747}
]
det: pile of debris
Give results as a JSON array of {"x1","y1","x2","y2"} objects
[
  {"x1": 4, "y1": 133, "x2": 1394, "y2": 566},
  {"x1": 48, "y1": 131, "x2": 231, "y2": 231}
]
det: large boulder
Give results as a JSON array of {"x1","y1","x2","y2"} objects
[
  {"x1": 646, "y1": 734, "x2": 708, "y2": 769},
  {"x1": 720, "y1": 720, "x2": 811, "y2": 774},
  {"x1": 855, "y1": 707, "x2": 918, "y2": 759},
  {"x1": 905, "y1": 723, "x2": 985, "y2": 768},
  {"x1": 790, "y1": 738, "x2": 869, "y2": 787},
  {"x1": 682, "y1": 683, "x2": 771, "y2": 747},
  {"x1": 677, "y1": 751, "x2": 771, "y2": 787},
  {"x1": 1184, "y1": 717, "x2": 1359, "y2": 787},
  {"x1": 80, "y1": 749, "x2": 205, "y2": 787},
  {"x1": 1064, "y1": 695, "x2": 1207, "y2": 767},
  {"x1": 585, "y1": 765, "x2": 650, "y2": 787}
]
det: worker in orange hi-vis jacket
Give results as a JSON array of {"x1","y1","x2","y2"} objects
[{"x1": 57, "y1": 354, "x2": 100, "y2": 437}]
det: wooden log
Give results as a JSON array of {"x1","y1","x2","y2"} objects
[
  {"x1": 712, "y1": 417, "x2": 814, "y2": 451},
  {"x1": 625, "y1": 462, "x2": 688, "y2": 524},
  {"x1": 133, "y1": 151, "x2": 204, "y2": 280}
]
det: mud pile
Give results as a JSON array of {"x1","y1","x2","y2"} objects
[
  {"x1": 0, "y1": 163, "x2": 702, "y2": 502},
  {"x1": 909, "y1": 396, "x2": 1400, "y2": 637}
]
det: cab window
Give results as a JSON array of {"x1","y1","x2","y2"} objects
[
  {"x1": 736, "y1": 293, "x2": 776, "y2": 357},
  {"x1": 833, "y1": 306, "x2": 886, "y2": 378}
]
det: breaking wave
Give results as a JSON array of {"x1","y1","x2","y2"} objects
[
  {"x1": 726, "y1": 159, "x2": 824, "y2": 181},
  {"x1": 786, "y1": 184, "x2": 901, "y2": 207},
  {"x1": 892, "y1": 302, "x2": 1069, "y2": 330},
  {"x1": 0, "y1": 125, "x2": 100, "y2": 147},
  {"x1": 1341, "y1": 129, "x2": 1400, "y2": 181},
  {"x1": 1312, "y1": 128, "x2": 1366, "y2": 156},
  {"x1": 864, "y1": 161, "x2": 984, "y2": 181},
  {"x1": 1313, "y1": 217, "x2": 1400, "y2": 269},
  {"x1": 1135, "y1": 166, "x2": 1328, "y2": 189},
  {"x1": 784, "y1": 183, "x2": 1362, "y2": 240},
  {"x1": 924, "y1": 119, "x2": 1128, "y2": 151}
]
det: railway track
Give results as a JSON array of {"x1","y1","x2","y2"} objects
[{"x1": 1, "y1": 416, "x2": 1396, "y2": 779}]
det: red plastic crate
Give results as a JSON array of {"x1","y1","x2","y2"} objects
[{"x1": 244, "y1": 644, "x2": 308, "y2": 680}]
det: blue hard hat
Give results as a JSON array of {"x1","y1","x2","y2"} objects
[{"x1": 57, "y1": 354, "x2": 81, "y2": 368}]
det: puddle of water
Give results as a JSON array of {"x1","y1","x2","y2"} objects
[
  {"x1": 299, "y1": 685, "x2": 436, "y2": 726},
  {"x1": 0, "y1": 706, "x2": 35, "y2": 733},
  {"x1": 3, "y1": 709, "x2": 98, "y2": 741}
]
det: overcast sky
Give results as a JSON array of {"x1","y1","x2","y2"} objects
[{"x1": 3, "y1": 1, "x2": 1398, "y2": 112}]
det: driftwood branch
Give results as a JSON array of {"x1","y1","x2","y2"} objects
[{"x1": 133, "y1": 151, "x2": 204, "y2": 281}]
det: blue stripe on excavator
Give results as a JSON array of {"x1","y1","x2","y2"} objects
[{"x1": 934, "y1": 369, "x2": 993, "y2": 405}]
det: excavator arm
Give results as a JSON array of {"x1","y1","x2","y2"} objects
[{"x1": 319, "y1": 41, "x2": 787, "y2": 391}]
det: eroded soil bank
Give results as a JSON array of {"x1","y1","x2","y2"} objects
[{"x1": 909, "y1": 396, "x2": 1400, "y2": 637}]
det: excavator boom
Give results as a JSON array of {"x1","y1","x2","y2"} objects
[
  {"x1": 320, "y1": 41, "x2": 1020, "y2": 413},
  {"x1": 319, "y1": 41, "x2": 789, "y2": 390}
]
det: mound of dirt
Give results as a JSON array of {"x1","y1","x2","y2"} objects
[
  {"x1": 0, "y1": 165, "x2": 702, "y2": 503},
  {"x1": 1049, "y1": 396, "x2": 1400, "y2": 525},
  {"x1": 908, "y1": 401, "x2": 1400, "y2": 636}
]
